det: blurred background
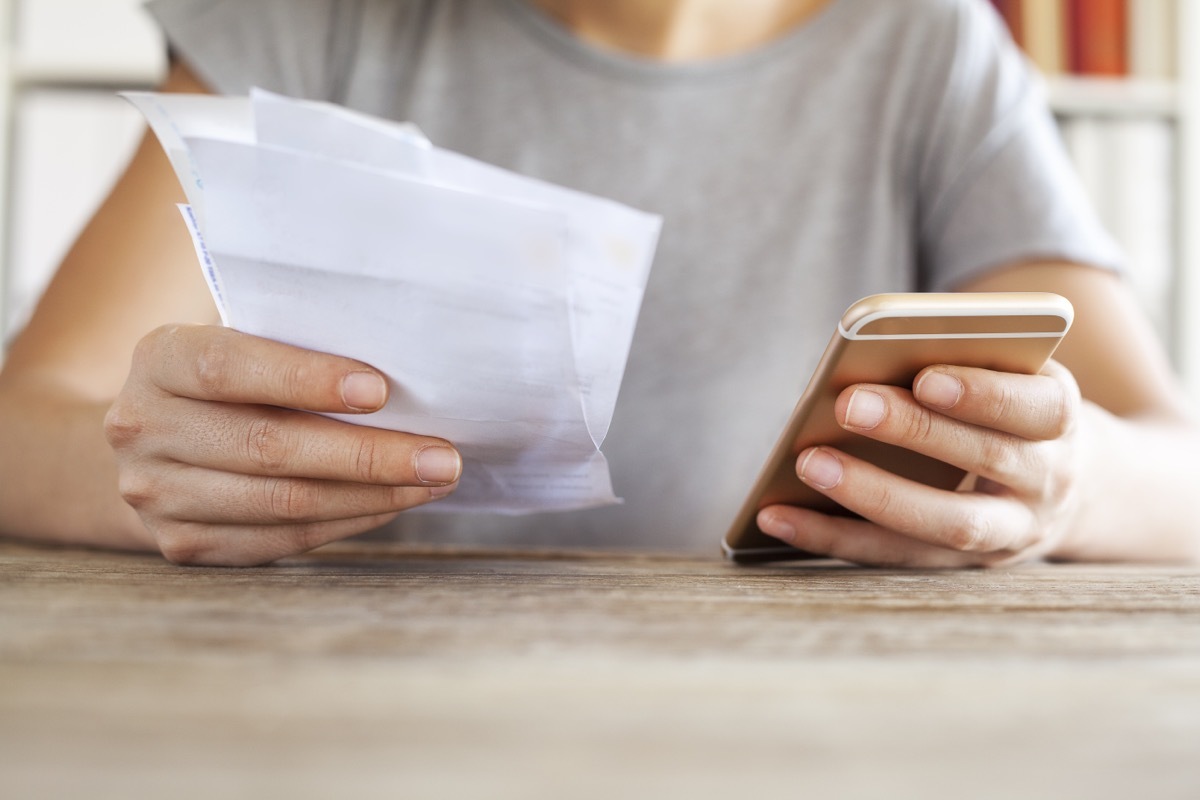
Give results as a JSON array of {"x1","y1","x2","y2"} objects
[
  {"x1": 0, "y1": 0, "x2": 1197, "y2": 399},
  {"x1": 0, "y1": 0, "x2": 165, "y2": 344}
]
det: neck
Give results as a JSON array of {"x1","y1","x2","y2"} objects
[{"x1": 528, "y1": 0, "x2": 832, "y2": 62}]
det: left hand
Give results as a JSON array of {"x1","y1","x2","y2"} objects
[{"x1": 755, "y1": 360, "x2": 1086, "y2": 568}]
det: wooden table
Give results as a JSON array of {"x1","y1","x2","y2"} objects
[{"x1": 2, "y1": 539, "x2": 1198, "y2": 799}]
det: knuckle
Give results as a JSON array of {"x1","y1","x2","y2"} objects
[
  {"x1": 131, "y1": 325, "x2": 172, "y2": 367},
  {"x1": 979, "y1": 435, "x2": 1022, "y2": 482},
  {"x1": 899, "y1": 406, "x2": 937, "y2": 445},
  {"x1": 860, "y1": 481, "x2": 896, "y2": 521},
  {"x1": 103, "y1": 400, "x2": 145, "y2": 449},
  {"x1": 264, "y1": 478, "x2": 320, "y2": 522},
  {"x1": 945, "y1": 510, "x2": 991, "y2": 552},
  {"x1": 294, "y1": 522, "x2": 324, "y2": 553},
  {"x1": 278, "y1": 359, "x2": 315, "y2": 399},
  {"x1": 352, "y1": 436, "x2": 384, "y2": 483},
  {"x1": 128, "y1": 337, "x2": 153, "y2": 375},
  {"x1": 193, "y1": 337, "x2": 233, "y2": 396},
  {"x1": 244, "y1": 417, "x2": 291, "y2": 473},
  {"x1": 156, "y1": 528, "x2": 204, "y2": 566},
  {"x1": 1047, "y1": 385, "x2": 1080, "y2": 439},
  {"x1": 293, "y1": 520, "x2": 340, "y2": 555},
  {"x1": 982, "y1": 382, "x2": 1020, "y2": 428},
  {"x1": 116, "y1": 471, "x2": 156, "y2": 509}
]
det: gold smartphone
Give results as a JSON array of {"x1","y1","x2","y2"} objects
[{"x1": 722, "y1": 292, "x2": 1074, "y2": 563}]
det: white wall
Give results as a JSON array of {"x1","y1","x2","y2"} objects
[{"x1": 0, "y1": 0, "x2": 164, "y2": 341}]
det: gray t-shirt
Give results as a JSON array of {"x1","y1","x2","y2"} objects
[{"x1": 147, "y1": 0, "x2": 1120, "y2": 552}]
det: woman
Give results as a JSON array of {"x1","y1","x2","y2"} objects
[{"x1": 0, "y1": 0, "x2": 1196, "y2": 566}]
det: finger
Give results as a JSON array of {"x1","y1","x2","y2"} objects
[
  {"x1": 790, "y1": 446, "x2": 1039, "y2": 553},
  {"x1": 756, "y1": 504, "x2": 1003, "y2": 568},
  {"x1": 121, "y1": 463, "x2": 455, "y2": 525},
  {"x1": 154, "y1": 512, "x2": 403, "y2": 567},
  {"x1": 835, "y1": 384, "x2": 1048, "y2": 496},
  {"x1": 911, "y1": 361, "x2": 1079, "y2": 441},
  {"x1": 134, "y1": 324, "x2": 390, "y2": 413},
  {"x1": 150, "y1": 402, "x2": 461, "y2": 486}
]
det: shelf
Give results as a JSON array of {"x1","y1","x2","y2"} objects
[
  {"x1": 9, "y1": 54, "x2": 165, "y2": 89},
  {"x1": 1045, "y1": 76, "x2": 1180, "y2": 118},
  {"x1": 7, "y1": 0, "x2": 166, "y2": 89}
]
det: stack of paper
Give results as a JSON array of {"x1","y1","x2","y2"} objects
[{"x1": 125, "y1": 89, "x2": 661, "y2": 514}]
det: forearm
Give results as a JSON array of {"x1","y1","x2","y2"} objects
[
  {"x1": 1054, "y1": 402, "x2": 1200, "y2": 563},
  {"x1": 0, "y1": 378, "x2": 153, "y2": 551}
]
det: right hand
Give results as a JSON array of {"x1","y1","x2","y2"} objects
[{"x1": 104, "y1": 324, "x2": 461, "y2": 566}]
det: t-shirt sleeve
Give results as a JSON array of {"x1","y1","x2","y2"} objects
[
  {"x1": 144, "y1": 0, "x2": 357, "y2": 101},
  {"x1": 915, "y1": 0, "x2": 1123, "y2": 291}
]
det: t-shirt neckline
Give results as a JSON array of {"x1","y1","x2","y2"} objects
[{"x1": 501, "y1": 0, "x2": 852, "y2": 83}]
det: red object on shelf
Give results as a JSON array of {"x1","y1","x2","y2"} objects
[
  {"x1": 1068, "y1": 0, "x2": 1128, "y2": 76},
  {"x1": 992, "y1": 0, "x2": 1024, "y2": 46}
]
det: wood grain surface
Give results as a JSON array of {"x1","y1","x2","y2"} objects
[{"x1": 2, "y1": 539, "x2": 1198, "y2": 799}]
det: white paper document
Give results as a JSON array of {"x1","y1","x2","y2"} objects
[{"x1": 125, "y1": 90, "x2": 661, "y2": 514}]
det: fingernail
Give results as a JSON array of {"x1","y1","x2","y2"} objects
[
  {"x1": 915, "y1": 371, "x2": 962, "y2": 409},
  {"x1": 757, "y1": 510, "x2": 795, "y2": 543},
  {"x1": 342, "y1": 371, "x2": 387, "y2": 411},
  {"x1": 416, "y1": 446, "x2": 462, "y2": 484},
  {"x1": 844, "y1": 388, "x2": 886, "y2": 429},
  {"x1": 799, "y1": 448, "x2": 843, "y2": 490}
]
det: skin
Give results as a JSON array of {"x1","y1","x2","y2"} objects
[
  {"x1": 528, "y1": 0, "x2": 833, "y2": 61},
  {"x1": 0, "y1": 0, "x2": 1197, "y2": 566},
  {"x1": 758, "y1": 262, "x2": 1200, "y2": 566},
  {"x1": 0, "y1": 61, "x2": 461, "y2": 566}
]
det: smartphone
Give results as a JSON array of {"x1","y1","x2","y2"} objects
[{"x1": 722, "y1": 292, "x2": 1074, "y2": 563}]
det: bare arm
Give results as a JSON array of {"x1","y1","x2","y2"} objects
[
  {"x1": 0, "y1": 62, "x2": 214, "y2": 550},
  {"x1": 964, "y1": 262, "x2": 1200, "y2": 563},
  {"x1": 0, "y1": 62, "x2": 461, "y2": 564}
]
